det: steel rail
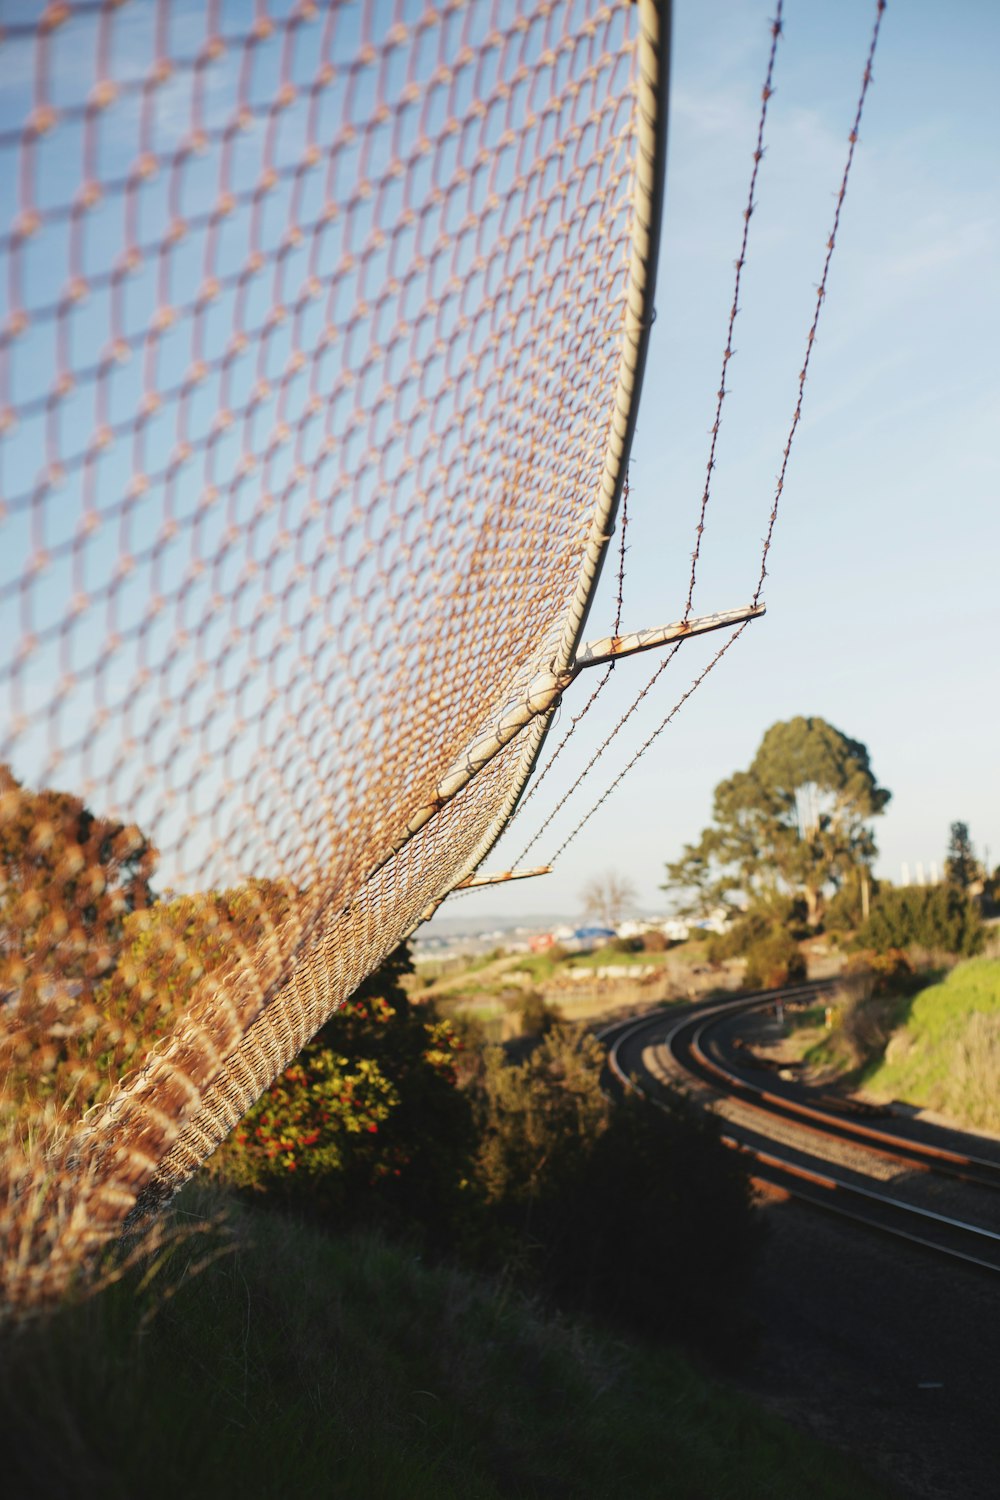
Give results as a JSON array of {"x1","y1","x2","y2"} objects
[
  {"x1": 729, "y1": 1142, "x2": 1000, "y2": 1279},
  {"x1": 605, "y1": 987, "x2": 1000, "y2": 1276},
  {"x1": 684, "y1": 996, "x2": 1000, "y2": 1189}
]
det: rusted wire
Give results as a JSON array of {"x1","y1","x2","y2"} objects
[
  {"x1": 0, "y1": 1, "x2": 671, "y2": 1297},
  {"x1": 510, "y1": 472, "x2": 631, "y2": 822},
  {"x1": 683, "y1": 2, "x2": 784, "y2": 621},
  {"x1": 509, "y1": 5, "x2": 787, "y2": 865},
  {"x1": 547, "y1": 623, "x2": 749, "y2": 864},
  {"x1": 510, "y1": 635, "x2": 684, "y2": 867}
]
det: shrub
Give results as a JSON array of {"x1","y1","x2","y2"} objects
[
  {"x1": 857, "y1": 885, "x2": 984, "y2": 957},
  {"x1": 610, "y1": 935, "x2": 640, "y2": 954},
  {"x1": 216, "y1": 947, "x2": 476, "y2": 1244},
  {"x1": 546, "y1": 1092, "x2": 758, "y2": 1352},
  {"x1": 514, "y1": 988, "x2": 560, "y2": 1037},
  {"x1": 844, "y1": 947, "x2": 920, "y2": 995},
  {"x1": 705, "y1": 910, "x2": 770, "y2": 964},
  {"x1": 824, "y1": 877, "x2": 880, "y2": 935},
  {"x1": 468, "y1": 1030, "x2": 757, "y2": 1354},
  {"x1": 743, "y1": 928, "x2": 807, "y2": 989},
  {"x1": 472, "y1": 1028, "x2": 608, "y2": 1210}
]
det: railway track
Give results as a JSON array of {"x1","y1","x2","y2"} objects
[{"x1": 605, "y1": 984, "x2": 1000, "y2": 1275}]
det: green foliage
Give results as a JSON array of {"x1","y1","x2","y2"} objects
[
  {"x1": 742, "y1": 928, "x2": 807, "y2": 990},
  {"x1": 857, "y1": 885, "x2": 984, "y2": 957},
  {"x1": 664, "y1": 716, "x2": 889, "y2": 928},
  {"x1": 0, "y1": 1189, "x2": 889, "y2": 1500},
  {"x1": 473, "y1": 1028, "x2": 609, "y2": 1209},
  {"x1": 216, "y1": 947, "x2": 475, "y2": 1242},
  {"x1": 843, "y1": 948, "x2": 921, "y2": 996},
  {"x1": 528, "y1": 1091, "x2": 758, "y2": 1351},
  {"x1": 865, "y1": 959, "x2": 1000, "y2": 1131},
  {"x1": 824, "y1": 873, "x2": 878, "y2": 935},
  {"x1": 704, "y1": 905, "x2": 806, "y2": 990},
  {"x1": 706, "y1": 909, "x2": 776, "y2": 962},
  {"x1": 469, "y1": 1029, "x2": 757, "y2": 1350},
  {"x1": 513, "y1": 988, "x2": 560, "y2": 1037},
  {"x1": 944, "y1": 821, "x2": 978, "y2": 889}
]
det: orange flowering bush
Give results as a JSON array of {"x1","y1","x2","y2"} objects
[
  {"x1": 230, "y1": 1051, "x2": 400, "y2": 1178},
  {"x1": 216, "y1": 948, "x2": 475, "y2": 1233}
]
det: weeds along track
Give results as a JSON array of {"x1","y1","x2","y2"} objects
[{"x1": 606, "y1": 985, "x2": 1000, "y2": 1276}]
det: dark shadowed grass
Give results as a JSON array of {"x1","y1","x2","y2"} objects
[{"x1": 0, "y1": 1185, "x2": 889, "y2": 1500}]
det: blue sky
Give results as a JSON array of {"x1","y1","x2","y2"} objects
[
  {"x1": 459, "y1": 0, "x2": 1000, "y2": 920},
  {"x1": 2, "y1": 1, "x2": 996, "y2": 919}
]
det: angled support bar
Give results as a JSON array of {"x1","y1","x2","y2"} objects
[
  {"x1": 454, "y1": 864, "x2": 552, "y2": 890},
  {"x1": 399, "y1": 603, "x2": 765, "y2": 853},
  {"x1": 574, "y1": 602, "x2": 765, "y2": 671}
]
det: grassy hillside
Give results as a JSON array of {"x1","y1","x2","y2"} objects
[
  {"x1": 0, "y1": 1188, "x2": 888, "y2": 1500},
  {"x1": 864, "y1": 958, "x2": 1000, "y2": 1131}
]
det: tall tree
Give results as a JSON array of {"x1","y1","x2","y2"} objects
[
  {"x1": 944, "y1": 821, "x2": 977, "y2": 890},
  {"x1": 663, "y1": 717, "x2": 890, "y2": 928}
]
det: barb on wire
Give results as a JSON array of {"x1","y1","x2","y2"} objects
[
  {"x1": 529, "y1": 0, "x2": 887, "y2": 869},
  {"x1": 510, "y1": 473, "x2": 631, "y2": 822},
  {"x1": 683, "y1": 3, "x2": 784, "y2": 621},
  {"x1": 754, "y1": 0, "x2": 887, "y2": 605}
]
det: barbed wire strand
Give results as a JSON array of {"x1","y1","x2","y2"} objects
[
  {"x1": 548, "y1": 624, "x2": 748, "y2": 864},
  {"x1": 535, "y1": 0, "x2": 888, "y2": 868},
  {"x1": 506, "y1": 6, "x2": 786, "y2": 862},
  {"x1": 509, "y1": 636, "x2": 684, "y2": 866},
  {"x1": 508, "y1": 473, "x2": 631, "y2": 825},
  {"x1": 753, "y1": 0, "x2": 886, "y2": 607},
  {"x1": 683, "y1": 2, "x2": 784, "y2": 621}
]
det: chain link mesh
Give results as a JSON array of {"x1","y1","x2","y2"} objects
[{"x1": 0, "y1": 0, "x2": 668, "y2": 1279}]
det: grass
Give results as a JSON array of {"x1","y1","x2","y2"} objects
[
  {"x1": 509, "y1": 951, "x2": 562, "y2": 983},
  {"x1": 863, "y1": 957, "x2": 1000, "y2": 1130},
  {"x1": 564, "y1": 944, "x2": 664, "y2": 970},
  {"x1": 0, "y1": 1185, "x2": 890, "y2": 1500}
]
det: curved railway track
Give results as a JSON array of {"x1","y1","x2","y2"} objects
[{"x1": 605, "y1": 984, "x2": 1000, "y2": 1276}]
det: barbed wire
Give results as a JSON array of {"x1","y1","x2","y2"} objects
[
  {"x1": 528, "y1": 0, "x2": 888, "y2": 870},
  {"x1": 546, "y1": 623, "x2": 748, "y2": 864},
  {"x1": 507, "y1": 5, "x2": 786, "y2": 867},
  {"x1": 509, "y1": 635, "x2": 684, "y2": 867},
  {"x1": 753, "y1": 0, "x2": 887, "y2": 607},
  {"x1": 683, "y1": 2, "x2": 784, "y2": 621}
]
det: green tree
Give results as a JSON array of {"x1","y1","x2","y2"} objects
[
  {"x1": 945, "y1": 821, "x2": 978, "y2": 890},
  {"x1": 664, "y1": 717, "x2": 890, "y2": 929},
  {"x1": 857, "y1": 885, "x2": 984, "y2": 958}
]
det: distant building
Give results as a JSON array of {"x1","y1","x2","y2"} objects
[
  {"x1": 529, "y1": 932, "x2": 557, "y2": 953},
  {"x1": 663, "y1": 918, "x2": 690, "y2": 942}
]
